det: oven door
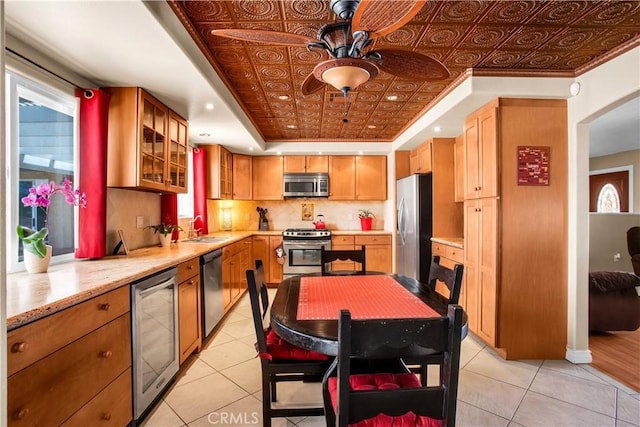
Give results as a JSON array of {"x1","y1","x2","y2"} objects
[
  {"x1": 282, "y1": 240, "x2": 331, "y2": 279},
  {"x1": 131, "y1": 267, "x2": 179, "y2": 421}
]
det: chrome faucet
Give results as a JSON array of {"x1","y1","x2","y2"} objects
[{"x1": 188, "y1": 215, "x2": 203, "y2": 240}]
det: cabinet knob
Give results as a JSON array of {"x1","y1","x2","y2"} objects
[
  {"x1": 14, "y1": 408, "x2": 29, "y2": 420},
  {"x1": 100, "y1": 303, "x2": 111, "y2": 311},
  {"x1": 187, "y1": 265, "x2": 193, "y2": 270},
  {"x1": 102, "y1": 413, "x2": 112, "y2": 421},
  {"x1": 11, "y1": 342, "x2": 28, "y2": 353},
  {"x1": 188, "y1": 280, "x2": 195, "y2": 285},
  {"x1": 100, "y1": 350, "x2": 113, "y2": 359}
]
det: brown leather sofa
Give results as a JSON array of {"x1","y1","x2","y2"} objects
[{"x1": 589, "y1": 271, "x2": 640, "y2": 331}]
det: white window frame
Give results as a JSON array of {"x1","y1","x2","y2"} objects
[{"x1": 5, "y1": 68, "x2": 79, "y2": 273}]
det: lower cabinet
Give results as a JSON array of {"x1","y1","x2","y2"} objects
[
  {"x1": 268, "y1": 236, "x2": 284, "y2": 284},
  {"x1": 178, "y1": 257, "x2": 201, "y2": 364},
  {"x1": 330, "y1": 234, "x2": 392, "y2": 273},
  {"x1": 252, "y1": 235, "x2": 283, "y2": 285},
  {"x1": 432, "y1": 241, "x2": 465, "y2": 306},
  {"x1": 222, "y1": 238, "x2": 252, "y2": 312},
  {"x1": 7, "y1": 286, "x2": 132, "y2": 426}
]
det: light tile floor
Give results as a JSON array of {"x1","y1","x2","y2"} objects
[{"x1": 143, "y1": 292, "x2": 640, "y2": 427}]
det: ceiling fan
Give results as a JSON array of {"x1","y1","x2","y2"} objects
[{"x1": 211, "y1": 0, "x2": 450, "y2": 99}]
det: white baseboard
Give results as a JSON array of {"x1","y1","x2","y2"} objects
[{"x1": 566, "y1": 348, "x2": 592, "y2": 364}]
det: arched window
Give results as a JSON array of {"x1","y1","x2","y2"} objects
[{"x1": 596, "y1": 183, "x2": 621, "y2": 213}]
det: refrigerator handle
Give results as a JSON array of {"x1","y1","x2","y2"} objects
[{"x1": 397, "y1": 197, "x2": 406, "y2": 245}]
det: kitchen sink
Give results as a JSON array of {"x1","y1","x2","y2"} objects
[{"x1": 186, "y1": 236, "x2": 232, "y2": 244}]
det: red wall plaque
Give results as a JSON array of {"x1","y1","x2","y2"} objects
[{"x1": 518, "y1": 146, "x2": 550, "y2": 186}]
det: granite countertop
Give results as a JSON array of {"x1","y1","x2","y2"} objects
[
  {"x1": 431, "y1": 237, "x2": 464, "y2": 249},
  {"x1": 6, "y1": 229, "x2": 393, "y2": 330},
  {"x1": 331, "y1": 230, "x2": 392, "y2": 236}
]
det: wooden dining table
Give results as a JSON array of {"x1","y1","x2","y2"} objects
[{"x1": 270, "y1": 272, "x2": 467, "y2": 356}]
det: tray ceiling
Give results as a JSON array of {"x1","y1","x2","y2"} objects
[{"x1": 169, "y1": 0, "x2": 640, "y2": 143}]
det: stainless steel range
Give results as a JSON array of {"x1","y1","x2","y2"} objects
[{"x1": 282, "y1": 228, "x2": 331, "y2": 279}]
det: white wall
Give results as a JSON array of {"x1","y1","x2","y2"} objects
[
  {"x1": 589, "y1": 213, "x2": 640, "y2": 272},
  {"x1": 566, "y1": 46, "x2": 640, "y2": 363}
]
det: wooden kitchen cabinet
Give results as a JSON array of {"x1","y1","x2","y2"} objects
[
  {"x1": 432, "y1": 242, "x2": 465, "y2": 309},
  {"x1": 462, "y1": 98, "x2": 568, "y2": 359},
  {"x1": 454, "y1": 134, "x2": 464, "y2": 202},
  {"x1": 284, "y1": 155, "x2": 328, "y2": 173},
  {"x1": 177, "y1": 257, "x2": 201, "y2": 364},
  {"x1": 355, "y1": 234, "x2": 392, "y2": 273},
  {"x1": 7, "y1": 286, "x2": 132, "y2": 426},
  {"x1": 253, "y1": 156, "x2": 284, "y2": 200},
  {"x1": 330, "y1": 235, "x2": 356, "y2": 271},
  {"x1": 222, "y1": 239, "x2": 252, "y2": 312},
  {"x1": 329, "y1": 155, "x2": 387, "y2": 201},
  {"x1": 252, "y1": 235, "x2": 271, "y2": 281},
  {"x1": 409, "y1": 142, "x2": 432, "y2": 174},
  {"x1": 205, "y1": 145, "x2": 233, "y2": 199},
  {"x1": 232, "y1": 153, "x2": 252, "y2": 200},
  {"x1": 106, "y1": 87, "x2": 188, "y2": 193},
  {"x1": 268, "y1": 236, "x2": 284, "y2": 284},
  {"x1": 464, "y1": 105, "x2": 498, "y2": 200}
]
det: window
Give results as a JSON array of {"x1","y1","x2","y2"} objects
[
  {"x1": 589, "y1": 170, "x2": 629, "y2": 213},
  {"x1": 5, "y1": 69, "x2": 79, "y2": 272}
]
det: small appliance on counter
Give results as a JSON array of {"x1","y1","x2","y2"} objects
[
  {"x1": 257, "y1": 206, "x2": 269, "y2": 230},
  {"x1": 313, "y1": 214, "x2": 326, "y2": 229}
]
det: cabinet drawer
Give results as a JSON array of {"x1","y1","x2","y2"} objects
[
  {"x1": 432, "y1": 243, "x2": 446, "y2": 257},
  {"x1": 62, "y1": 368, "x2": 132, "y2": 427},
  {"x1": 178, "y1": 257, "x2": 199, "y2": 283},
  {"x1": 355, "y1": 235, "x2": 391, "y2": 245},
  {"x1": 7, "y1": 286, "x2": 129, "y2": 376},
  {"x1": 332, "y1": 235, "x2": 354, "y2": 245},
  {"x1": 8, "y1": 314, "x2": 131, "y2": 426},
  {"x1": 445, "y1": 246, "x2": 464, "y2": 263}
]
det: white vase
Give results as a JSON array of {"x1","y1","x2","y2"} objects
[
  {"x1": 159, "y1": 234, "x2": 172, "y2": 247},
  {"x1": 24, "y1": 245, "x2": 52, "y2": 274}
]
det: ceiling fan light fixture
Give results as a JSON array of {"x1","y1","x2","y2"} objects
[{"x1": 313, "y1": 58, "x2": 378, "y2": 95}]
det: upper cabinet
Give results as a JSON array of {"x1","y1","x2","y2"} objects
[
  {"x1": 232, "y1": 154, "x2": 252, "y2": 200},
  {"x1": 204, "y1": 145, "x2": 233, "y2": 199},
  {"x1": 106, "y1": 87, "x2": 188, "y2": 193},
  {"x1": 253, "y1": 156, "x2": 284, "y2": 200},
  {"x1": 284, "y1": 155, "x2": 328, "y2": 173},
  {"x1": 464, "y1": 106, "x2": 498, "y2": 199},
  {"x1": 409, "y1": 143, "x2": 432, "y2": 174},
  {"x1": 328, "y1": 155, "x2": 387, "y2": 201}
]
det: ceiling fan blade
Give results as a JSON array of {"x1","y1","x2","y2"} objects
[
  {"x1": 371, "y1": 49, "x2": 450, "y2": 80},
  {"x1": 352, "y1": 0, "x2": 426, "y2": 39},
  {"x1": 301, "y1": 73, "x2": 326, "y2": 95},
  {"x1": 211, "y1": 29, "x2": 316, "y2": 47}
]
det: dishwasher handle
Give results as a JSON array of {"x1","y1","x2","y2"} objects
[{"x1": 201, "y1": 249, "x2": 223, "y2": 264}]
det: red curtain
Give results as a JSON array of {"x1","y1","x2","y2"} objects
[
  {"x1": 193, "y1": 147, "x2": 208, "y2": 233},
  {"x1": 161, "y1": 194, "x2": 179, "y2": 240},
  {"x1": 75, "y1": 89, "x2": 109, "y2": 259}
]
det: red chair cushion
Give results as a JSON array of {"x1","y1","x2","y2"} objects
[
  {"x1": 328, "y1": 373, "x2": 445, "y2": 427},
  {"x1": 263, "y1": 328, "x2": 329, "y2": 361}
]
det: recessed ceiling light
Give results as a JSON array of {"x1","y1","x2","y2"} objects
[
  {"x1": 386, "y1": 95, "x2": 398, "y2": 101},
  {"x1": 318, "y1": 151, "x2": 323, "y2": 155},
  {"x1": 199, "y1": 133, "x2": 211, "y2": 137},
  {"x1": 367, "y1": 125, "x2": 376, "y2": 129},
  {"x1": 205, "y1": 103, "x2": 214, "y2": 110},
  {"x1": 249, "y1": 147, "x2": 254, "y2": 151},
  {"x1": 434, "y1": 126, "x2": 442, "y2": 132},
  {"x1": 278, "y1": 95, "x2": 290, "y2": 100},
  {"x1": 358, "y1": 151, "x2": 364, "y2": 155},
  {"x1": 277, "y1": 151, "x2": 282, "y2": 155},
  {"x1": 286, "y1": 124, "x2": 296, "y2": 129}
]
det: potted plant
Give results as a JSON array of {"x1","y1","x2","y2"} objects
[
  {"x1": 146, "y1": 223, "x2": 183, "y2": 247},
  {"x1": 18, "y1": 179, "x2": 86, "y2": 273},
  {"x1": 358, "y1": 209, "x2": 375, "y2": 231}
]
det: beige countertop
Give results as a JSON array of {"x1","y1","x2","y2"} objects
[
  {"x1": 6, "y1": 229, "x2": 392, "y2": 330},
  {"x1": 431, "y1": 237, "x2": 464, "y2": 249}
]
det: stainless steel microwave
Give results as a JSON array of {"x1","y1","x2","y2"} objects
[{"x1": 283, "y1": 172, "x2": 329, "y2": 198}]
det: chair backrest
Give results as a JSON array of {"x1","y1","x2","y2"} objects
[
  {"x1": 246, "y1": 259, "x2": 270, "y2": 355},
  {"x1": 321, "y1": 245, "x2": 366, "y2": 275},
  {"x1": 427, "y1": 255, "x2": 464, "y2": 304},
  {"x1": 628, "y1": 226, "x2": 640, "y2": 257},
  {"x1": 328, "y1": 306, "x2": 464, "y2": 426}
]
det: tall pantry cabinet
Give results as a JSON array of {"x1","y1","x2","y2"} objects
[{"x1": 463, "y1": 98, "x2": 568, "y2": 360}]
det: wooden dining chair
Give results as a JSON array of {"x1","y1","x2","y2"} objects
[
  {"x1": 405, "y1": 255, "x2": 464, "y2": 385},
  {"x1": 322, "y1": 306, "x2": 464, "y2": 427},
  {"x1": 245, "y1": 260, "x2": 331, "y2": 427},
  {"x1": 321, "y1": 245, "x2": 366, "y2": 275}
]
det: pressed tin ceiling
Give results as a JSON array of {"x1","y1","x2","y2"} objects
[{"x1": 168, "y1": 0, "x2": 640, "y2": 143}]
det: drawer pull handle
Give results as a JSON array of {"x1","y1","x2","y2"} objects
[
  {"x1": 14, "y1": 408, "x2": 29, "y2": 420},
  {"x1": 102, "y1": 413, "x2": 112, "y2": 421},
  {"x1": 12, "y1": 342, "x2": 28, "y2": 353},
  {"x1": 100, "y1": 303, "x2": 111, "y2": 311},
  {"x1": 100, "y1": 350, "x2": 113, "y2": 359},
  {"x1": 187, "y1": 265, "x2": 193, "y2": 270}
]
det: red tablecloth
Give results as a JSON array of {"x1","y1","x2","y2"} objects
[{"x1": 297, "y1": 275, "x2": 439, "y2": 320}]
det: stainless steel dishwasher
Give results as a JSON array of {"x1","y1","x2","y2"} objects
[{"x1": 200, "y1": 249, "x2": 223, "y2": 338}]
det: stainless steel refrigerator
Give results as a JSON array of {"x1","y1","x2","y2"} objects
[{"x1": 396, "y1": 174, "x2": 432, "y2": 282}]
